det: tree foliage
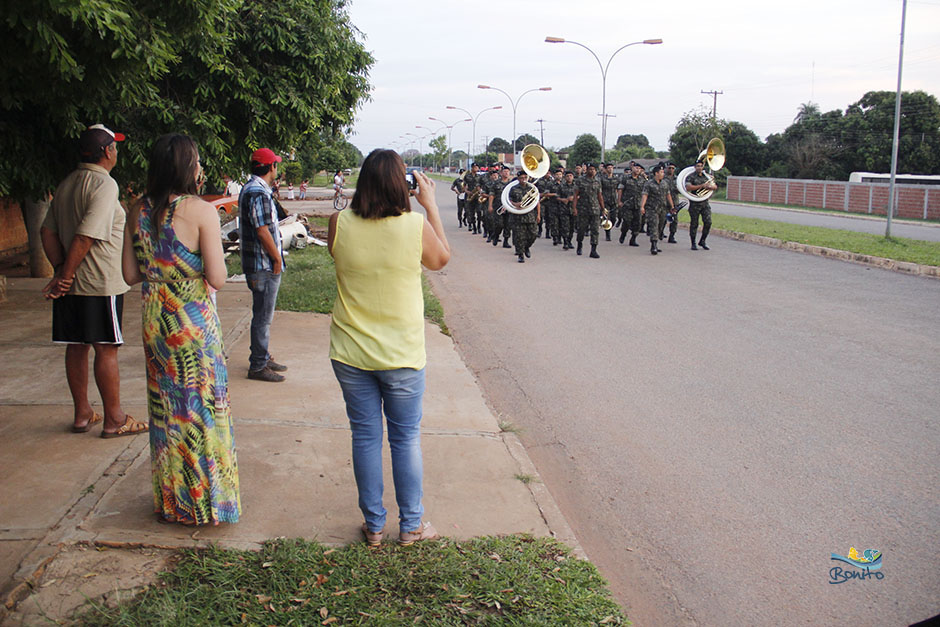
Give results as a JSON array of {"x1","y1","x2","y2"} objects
[
  {"x1": 514, "y1": 133, "x2": 540, "y2": 151},
  {"x1": 487, "y1": 137, "x2": 512, "y2": 154},
  {"x1": 0, "y1": 0, "x2": 374, "y2": 201},
  {"x1": 429, "y1": 135, "x2": 448, "y2": 168},
  {"x1": 615, "y1": 134, "x2": 650, "y2": 148},
  {"x1": 568, "y1": 134, "x2": 601, "y2": 165}
]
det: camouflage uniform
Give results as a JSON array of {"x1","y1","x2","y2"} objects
[
  {"x1": 574, "y1": 175, "x2": 603, "y2": 249},
  {"x1": 544, "y1": 175, "x2": 563, "y2": 245},
  {"x1": 451, "y1": 176, "x2": 467, "y2": 228},
  {"x1": 641, "y1": 177, "x2": 671, "y2": 245},
  {"x1": 617, "y1": 173, "x2": 644, "y2": 243},
  {"x1": 600, "y1": 172, "x2": 619, "y2": 236},
  {"x1": 463, "y1": 171, "x2": 481, "y2": 234},
  {"x1": 509, "y1": 182, "x2": 538, "y2": 258},
  {"x1": 685, "y1": 171, "x2": 713, "y2": 247},
  {"x1": 489, "y1": 177, "x2": 511, "y2": 247},
  {"x1": 535, "y1": 177, "x2": 552, "y2": 238},
  {"x1": 557, "y1": 178, "x2": 576, "y2": 249},
  {"x1": 663, "y1": 173, "x2": 680, "y2": 241}
]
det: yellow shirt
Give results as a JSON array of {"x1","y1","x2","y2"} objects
[{"x1": 330, "y1": 210, "x2": 426, "y2": 370}]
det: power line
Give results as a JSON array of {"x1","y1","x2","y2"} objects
[{"x1": 701, "y1": 89, "x2": 723, "y2": 118}]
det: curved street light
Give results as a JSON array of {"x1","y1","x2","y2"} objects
[
  {"x1": 477, "y1": 85, "x2": 551, "y2": 166},
  {"x1": 428, "y1": 116, "x2": 472, "y2": 169},
  {"x1": 415, "y1": 125, "x2": 445, "y2": 169},
  {"x1": 446, "y1": 105, "x2": 503, "y2": 161},
  {"x1": 545, "y1": 36, "x2": 662, "y2": 163}
]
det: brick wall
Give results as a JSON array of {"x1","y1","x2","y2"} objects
[
  {"x1": 0, "y1": 199, "x2": 28, "y2": 258},
  {"x1": 726, "y1": 176, "x2": 940, "y2": 220}
]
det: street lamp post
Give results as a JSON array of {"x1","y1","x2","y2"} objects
[
  {"x1": 428, "y1": 116, "x2": 472, "y2": 170},
  {"x1": 403, "y1": 132, "x2": 419, "y2": 167},
  {"x1": 545, "y1": 36, "x2": 662, "y2": 163},
  {"x1": 477, "y1": 85, "x2": 551, "y2": 167},
  {"x1": 446, "y1": 105, "x2": 503, "y2": 161}
]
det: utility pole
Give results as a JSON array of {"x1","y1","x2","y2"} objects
[
  {"x1": 701, "y1": 89, "x2": 723, "y2": 118},
  {"x1": 535, "y1": 118, "x2": 546, "y2": 146}
]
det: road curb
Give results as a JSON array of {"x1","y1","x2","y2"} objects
[{"x1": 678, "y1": 223, "x2": 940, "y2": 279}]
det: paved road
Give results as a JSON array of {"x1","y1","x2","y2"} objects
[
  {"x1": 425, "y1": 182, "x2": 940, "y2": 625},
  {"x1": 711, "y1": 200, "x2": 940, "y2": 242}
]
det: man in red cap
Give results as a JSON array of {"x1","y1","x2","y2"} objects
[
  {"x1": 239, "y1": 148, "x2": 288, "y2": 382},
  {"x1": 39, "y1": 124, "x2": 147, "y2": 437}
]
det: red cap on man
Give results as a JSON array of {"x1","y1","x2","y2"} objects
[{"x1": 251, "y1": 148, "x2": 282, "y2": 165}]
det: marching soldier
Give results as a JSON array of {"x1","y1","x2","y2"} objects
[
  {"x1": 451, "y1": 169, "x2": 467, "y2": 228},
  {"x1": 482, "y1": 167, "x2": 499, "y2": 242},
  {"x1": 508, "y1": 171, "x2": 540, "y2": 262},
  {"x1": 545, "y1": 167, "x2": 564, "y2": 245},
  {"x1": 639, "y1": 163, "x2": 674, "y2": 255},
  {"x1": 572, "y1": 163, "x2": 605, "y2": 258},
  {"x1": 557, "y1": 170, "x2": 576, "y2": 250},
  {"x1": 663, "y1": 162, "x2": 680, "y2": 243},
  {"x1": 535, "y1": 172, "x2": 554, "y2": 239},
  {"x1": 463, "y1": 163, "x2": 481, "y2": 235},
  {"x1": 684, "y1": 159, "x2": 715, "y2": 250},
  {"x1": 600, "y1": 163, "x2": 619, "y2": 242},
  {"x1": 487, "y1": 166, "x2": 513, "y2": 248},
  {"x1": 617, "y1": 161, "x2": 644, "y2": 246}
]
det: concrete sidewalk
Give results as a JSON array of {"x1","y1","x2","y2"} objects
[{"x1": 0, "y1": 277, "x2": 576, "y2": 623}]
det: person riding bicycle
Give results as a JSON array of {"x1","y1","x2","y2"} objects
[{"x1": 333, "y1": 169, "x2": 345, "y2": 201}]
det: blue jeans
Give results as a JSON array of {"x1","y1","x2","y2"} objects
[
  {"x1": 246, "y1": 270, "x2": 281, "y2": 372},
  {"x1": 331, "y1": 360, "x2": 426, "y2": 533}
]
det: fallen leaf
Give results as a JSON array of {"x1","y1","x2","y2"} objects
[
  {"x1": 323, "y1": 549, "x2": 336, "y2": 555},
  {"x1": 82, "y1": 573, "x2": 97, "y2": 578},
  {"x1": 322, "y1": 619, "x2": 338, "y2": 625},
  {"x1": 500, "y1": 588, "x2": 514, "y2": 594},
  {"x1": 41, "y1": 578, "x2": 58, "y2": 588},
  {"x1": 299, "y1": 580, "x2": 307, "y2": 587},
  {"x1": 441, "y1": 583, "x2": 449, "y2": 591},
  {"x1": 262, "y1": 561, "x2": 274, "y2": 568},
  {"x1": 332, "y1": 590, "x2": 349, "y2": 596},
  {"x1": 319, "y1": 607, "x2": 328, "y2": 619},
  {"x1": 600, "y1": 616, "x2": 616, "y2": 624},
  {"x1": 255, "y1": 594, "x2": 272, "y2": 604},
  {"x1": 315, "y1": 573, "x2": 328, "y2": 586}
]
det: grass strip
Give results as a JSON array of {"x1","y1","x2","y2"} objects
[
  {"x1": 717, "y1": 193, "x2": 940, "y2": 225},
  {"x1": 76, "y1": 535, "x2": 628, "y2": 626},
  {"x1": 227, "y1": 244, "x2": 449, "y2": 329},
  {"x1": 676, "y1": 211, "x2": 940, "y2": 267}
]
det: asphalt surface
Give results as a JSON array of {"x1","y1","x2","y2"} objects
[
  {"x1": 424, "y1": 180, "x2": 940, "y2": 625},
  {"x1": 710, "y1": 200, "x2": 940, "y2": 242}
]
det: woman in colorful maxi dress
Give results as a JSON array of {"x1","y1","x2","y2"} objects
[{"x1": 122, "y1": 133, "x2": 240, "y2": 525}]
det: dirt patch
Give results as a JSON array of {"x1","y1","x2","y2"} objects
[{"x1": 3, "y1": 543, "x2": 175, "y2": 626}]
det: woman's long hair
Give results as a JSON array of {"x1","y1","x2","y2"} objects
[
  {"x1": 145, "y1": 134, "x2": 200, "y2": 237},
  {"x1": 350, "y1": 149, "x2": 410, "y2": 220}
]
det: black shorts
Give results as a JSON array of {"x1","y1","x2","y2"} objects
[{"x1": 52, "y1": 294, "x2": 124, "y2": 345}]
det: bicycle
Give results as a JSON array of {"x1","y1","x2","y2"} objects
[{"x1": 333, "y1": 186, "x2": 348, "y2": 210}]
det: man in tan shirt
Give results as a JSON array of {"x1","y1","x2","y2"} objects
[{"x1": 40, "y1": 124, "x2": 146, "y2": 438}]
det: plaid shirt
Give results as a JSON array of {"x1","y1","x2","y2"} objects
[{"x1": 239, "y1": 175, "x2": 284, "y2": 273}]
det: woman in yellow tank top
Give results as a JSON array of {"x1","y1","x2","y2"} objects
[{"x1": 328, "y1": 150, "x2": 450, "y2": 546}]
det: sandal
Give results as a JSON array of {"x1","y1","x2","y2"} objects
[
  {"x1": 101, "y1": 415, "x2": 149, "y2": 439},
  {"x1": 71, "y1": 412, "x2": 102, "y2": 433},
  {"x1": 361, "y1": 523, "x2": 385, "y2": 547},
  {"x1": 398, "y1": 521, "x2": 439, "y2": 546}
]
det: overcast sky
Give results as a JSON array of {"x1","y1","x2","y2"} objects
[{"x1": 344, "y1": 0, "x2": 939, "y2": 158}]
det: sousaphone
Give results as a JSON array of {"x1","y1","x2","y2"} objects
[
  {"x1": 499, "y1": 144, "x2": 550, "y2": 215},
  {"x1": 676, "y1": 138, "x2": 725, "y2": 203}
]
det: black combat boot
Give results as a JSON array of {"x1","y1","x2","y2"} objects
[
  {"x1": 577, "y1": 241, "x2": 583, "y2": 255},
  {"x1": 524, "y1": 247, "x2": 531, "y2": 258},
  {"x1": 502, "y1": 238, "x2": 511, "y2": 248},
  {"x1": 650, "y1": 241, "x2": 658, "y2": 255},
  {"x1": 699, "y1": 239, "x2": 709, "y2": 250},
  {"x1": 605, "y1": 230, "x2": 611, "y2": 241},
  {"x1": 492, "y1": 236, "x2": 499, "y2": 246},
  {"x1": 517, "y1": 254, "x2": 525, "y2": 263},
  {"x1": 589, "y1": 245, "x2": 599, "y2": 259},
  {"x1": 619, "y1": 231, "x2": 626, "y2": 244},
  {"x1": 629, "y1": 233, "x2": 639, "y2": 246},
  {"x1": 668, "y1": 234, "x2": 676, "y2": 243},
  {"x1": 691, "y1": 234, "x2": 698, "y2": 250}
]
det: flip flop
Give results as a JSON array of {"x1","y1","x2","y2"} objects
[
  {"x1": 71, "y1": 412, "x2": 103, "y2": 433},
  {"x1": 100, "y1": 415, "x2": 149, "y2": 439}
]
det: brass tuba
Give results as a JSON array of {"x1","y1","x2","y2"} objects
[
  {"x1": 499, "y1": 144, "x2": 550, "y2": 215},
  {"x1": 676, "y1": 138, "x2": 725, "y2": 203}
]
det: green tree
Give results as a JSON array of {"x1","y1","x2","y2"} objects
[
  {"x1": 2, "y1": 0, "x2": 374, "y2": 275},
  {"x1": 488, "y1": 137, "x2": 512, "y2": 154},
  {"x1": 615, "y1": 134, "x2": 650, "y2": 148},
  {"x1": 514, "y1": 133, "x2": 540, "y2": 152},
  {"x1": 474, "y1": 152, "x2": 499, "y2": 166},
  {"x1": 668, "y1": 107, "x2": 721, "y2": 169},
  {"x1": 568, "y1": 134, "x2": 601, "y2": 165},
  {"x1": 429, "y1": 135, "x2": 448, "y2": 168}
]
